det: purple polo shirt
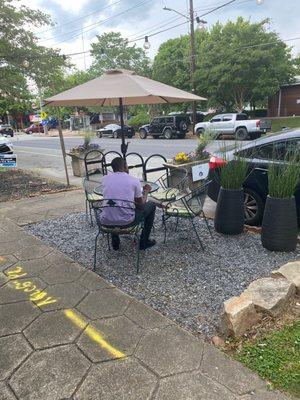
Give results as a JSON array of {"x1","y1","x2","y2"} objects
[{"x1": 100, "y1": 172, "x2": 142, "y2": 226}]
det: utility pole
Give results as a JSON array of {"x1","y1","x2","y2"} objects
[
  {"x1": 189, "y1": 0, "x2": 197, "y2": 135},
  {"x1": 81, "y1": 29, "x2": 87, "y2": 70}
]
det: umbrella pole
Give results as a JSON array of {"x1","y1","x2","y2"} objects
[
  {"x1": 58, "y1": 120, "x2": 70, "y2": 187},
  {"x1": 119, "y1": 98, "x2": 128, "y2": 160}
]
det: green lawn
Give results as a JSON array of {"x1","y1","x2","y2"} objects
[
  {"x1": 235, "y1": 320, "x2": 300, "y2": 397},
  {"x1": 269, "y1": 117, "x2": 300, "y2": 133}
]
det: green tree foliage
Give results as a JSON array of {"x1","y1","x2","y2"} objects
[
  {"x1": 89, "y1": 32, "x2": 151, "y2": 77},
  {"x1": 153, "y1": 18, "x2": 296, "y2": 111},
  {"x1": 0, "y1": 0, "x2": 68, "y2": 116}
]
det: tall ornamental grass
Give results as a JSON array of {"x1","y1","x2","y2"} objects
[
  {"x1": 268, "y1": 151, "x2": 300, "y2": 198},
  {"x1": 219, "y1": 142, "x2": 249, "y2": 190}
]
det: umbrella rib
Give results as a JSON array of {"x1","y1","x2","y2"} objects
[{"x1": 159, "y1": 96, "x2": 170, "y2": 103}]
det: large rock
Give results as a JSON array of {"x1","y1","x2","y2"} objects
[
  {"x1": 242, "y1": 277, "x2": 296, "y2": 317},
  {"x1": 222, "y1": 296, "x2": 260, "y2": 338},
  {"x1": 272, "y1": 261, "x2": 300, "y2": 294}
]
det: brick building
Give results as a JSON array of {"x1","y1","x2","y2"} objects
[{"x1": 268, "y1": 76, "x2": 300, "y2": 117}]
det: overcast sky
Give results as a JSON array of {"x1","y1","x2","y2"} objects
[{"x1": 19, "y1": 0, "x2": 300, "y2": 70}]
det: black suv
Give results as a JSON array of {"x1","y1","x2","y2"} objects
[{"x1": 139, "y1": 115, "x2": 190, "y2": 139}]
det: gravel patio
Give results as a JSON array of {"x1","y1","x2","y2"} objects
[{"x1": 27, "y1": 211, "x2": 300, "y2": 338}]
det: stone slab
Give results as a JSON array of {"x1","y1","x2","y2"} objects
[
  {"x1": 223, "y1": 296, "x2": 260, "y2": 338},
  {"x1": 74, "y1": 358, "x2": 157, "y2": 400},
  {"x1": 0, "y1": 255, "x2": 18, "y2": 272},
  {"x1": 39, "y1": 259, "x2": 83, "y2": 284},
  {"x1": 24, "y1": 310, "x2": 87, "y2": 349},
  {"x1": 125, "y1": 300, "x2": 171, "y2": 330},
  {"x1": 272, "y1": 261, "x2": 300, "y2": 294},
  {"x1": 77, "y1": 270, "x2": 114, "y2": 290},
  {"x1": 77, "y1": 316, "x2": 143, "y2": 362},
  {"x1": 0, "y1": 382, "x2": 17, "y2": 400},
  {"x1": 0, "y1": 277, "x2": 47, "y2": 305},
  {"x1": 155, "y1": 371, "x2": 238, "y2": 400},
  {"x1": 0, "y1": 334, "x2": 32, "y2": 381},
  {"x1": 242, "y1": 277, "x2": 296, "y2": 317},
  {"x1": 201, "y1": 346, "x2": 266, "y2": 395},
  {"x1": 9, "y1": 345, "x2": 90, "y2": 400},
  {"x1": 241, "y1": 388, "x2": 290, "y2": 399},
  {"x1": 14, "y1": 245, "x2": 53, "y2": 261},
  {"x1": 0, "y1": 302, "x2": 40, "y2": 336},
  {"x1": 77, "y1": 288, "x2": 132, "y2": 319},
  {"x1": 4, "y1": 258, "x2": 52, "y2": 278},
  {"x1": 135, "y1": 325, "x2": 204, "y2": 377}
]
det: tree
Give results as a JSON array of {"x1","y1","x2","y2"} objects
[
  {"x1": 89, "y1": 32, "x2": 151, "y2": 77},
  {"x1": 152, "y1": 18, "x2": 296, "y2": 111},
  {"x1": 0, "y1": 0, "x2": 69, "y2": 118}
]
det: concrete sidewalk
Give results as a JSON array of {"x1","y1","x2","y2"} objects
[{"x1": 0, "y1": 192, "x2": 289, "y2": 400}]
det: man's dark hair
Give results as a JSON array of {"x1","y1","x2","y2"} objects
[{"x1": 111, "y1": 157, "x2": 125, "y2": 172}]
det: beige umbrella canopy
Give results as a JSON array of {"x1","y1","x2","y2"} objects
[
  {"x1": 44, "y1": 69, "x2": 206, "y2": 107},
  {"x1": 45, "y1": 69, "x2": 207, "y2": 157}
]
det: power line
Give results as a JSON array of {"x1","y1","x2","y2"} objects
[
  {"x1": 39, "y1": 0, "x2": 152, "y2": 44},
  {"x1": 37, "y1": 0, "x2": 123, "y2": 36}
]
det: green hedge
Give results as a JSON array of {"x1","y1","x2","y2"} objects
[{"x1": 128, "y1": 113, "x2": 150, "y2": 130}]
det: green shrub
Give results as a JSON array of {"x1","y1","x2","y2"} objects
[{"x1": 128, "y1": 112, "x2": 149, "y2": 130}]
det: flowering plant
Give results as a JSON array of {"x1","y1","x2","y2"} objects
[
  {"x1": 69, "y1": 132, "x2": 101, "y2": 155},
  {"x1": 174, "y1": 151, "x2": 196, "y2": 164}
]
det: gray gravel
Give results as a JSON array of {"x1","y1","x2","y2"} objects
[{"x1": 26, "y1": 212, "x2": 300, "y2": 338}]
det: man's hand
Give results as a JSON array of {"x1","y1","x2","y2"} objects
[{"x1": 143, "y1": 184, "x2": 151, "y2": 193}]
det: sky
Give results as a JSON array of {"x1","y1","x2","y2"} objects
[{"x1": 19, "y1": 0, "x2": 300, "y2": 71}]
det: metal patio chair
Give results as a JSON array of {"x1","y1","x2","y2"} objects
[
  {"x1": 162, "y1": 180, "x2": 212, "y2": 250},
  {"x1": 84, "y1": 149, "x2": 105, "y2": 182},
  {"x1": 92, "y1": 199, "x2": 144, "y2": 274},
  {"x1": 150, "y1": 167, "x2": 189, "y2": 204},
  {"x1": 82, "y1": 177, "x2": 103, "y2": 226}
]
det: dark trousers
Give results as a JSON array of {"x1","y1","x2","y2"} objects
[{"x1": 112, "y1": 202, "x2": 156, "y2": 246}]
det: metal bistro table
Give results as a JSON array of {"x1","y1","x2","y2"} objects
[{"x1": 94, "y1": 180, "x2": 159, "y2": 196}]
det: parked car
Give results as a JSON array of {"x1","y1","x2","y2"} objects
[
  {"x1": 0, "y1": 135, "x2": 13, "y2": 154},
  {"x1": 195, "y1": 113, "x2": 271, "y2": 140},
  {"x1": 207, "y1": 129, "x2": 300, "y2": 225},
  {"x1": 139, "y1": 115, "x2": 190, "y2": 140},
  {"x1": 24, "y1": 124, "x2": 44, "y2": 134},
  {"x1": 96, "y1": 124, "x2": 135, "y2": 139},
  {"x1": 0, "y1": 124, "x2": 14, "y2": 137}
]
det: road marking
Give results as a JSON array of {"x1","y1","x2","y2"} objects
[
  {"x1": 64, "y1": 309, "x2": 126, "y2": 360},
  {"x1": 15, "y1": 148, "x2": 61, "y2": 157},
  {"x1": 5, "y1": 264, "x2": 126, "y2": 360}
]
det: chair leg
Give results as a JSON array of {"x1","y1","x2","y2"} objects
[
  {"x1": 190, "y1": 218, "x2": 204, "y2": 251},
  {"x1": 162, "y1": 214, "x2": 167, "y2": 244},
  {"x1": 175, "y1": 215, "x2": 179, "y2": 232},
  {"x1": 89, "y1": 202, "x2": 94, "y2": 226},
  {"x1": 93, "y1": 231, "x2": 101, "y2": 271},
  {"x1": 136, "y1": 234, "x2": 141, "y2": 274},
  {"x1": 107, "y1": 234, "x2": 111, "y2": 251},
  {"x1": 85, "y1": 199, "x2": 88, "y2": 217},
  {"x1": 202, "y1": 211, "x2": 213, "y2": 238}
]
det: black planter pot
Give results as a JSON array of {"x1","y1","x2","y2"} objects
[
  {"x1": 261, "y1": 195, "x2": 298, "y2": 252},
  {"x1": 214, "y1": 187, "x2": 244, "y2": 235}
]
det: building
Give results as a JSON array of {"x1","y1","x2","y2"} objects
[{"x1": 268, "y1": 76, "x2": 300, "y2": 117}]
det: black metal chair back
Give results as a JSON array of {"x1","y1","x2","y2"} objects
[
  {"x1": 125, "y1": 152, "x2": 145, "y2": 179},
  {"x1": 181, "y1": 180, "x2": 211, "y2": 216},
  {"x1": 84, "y1": 149, "x2": 105, "y2": 181},
  {"x1": 102, "y1": 151, "x2": 122, "y2": 174},
  {"x1": 143, "y1": 154, "x2": 168, "y2": 181},
  {"x1": 158, "y1": 167, "x2": 188, "y2": 191}
]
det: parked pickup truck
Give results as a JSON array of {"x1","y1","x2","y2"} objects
[{"x1": 194, "y1": 113, "x2": 271, "y2": 140}]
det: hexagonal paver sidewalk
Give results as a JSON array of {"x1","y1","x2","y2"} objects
[{"x1": 0, "y1": 201, "x2": 291, "y2": 400}]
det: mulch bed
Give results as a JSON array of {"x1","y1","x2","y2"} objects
[{"x1": 0, "y1": 168, "x2": 72, "y2": 202}]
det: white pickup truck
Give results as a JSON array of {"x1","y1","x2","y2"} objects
[{"x1": 194, "y1": 113, "x2": 271, "y2": 140}]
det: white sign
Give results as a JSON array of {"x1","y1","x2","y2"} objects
[
  {"x1": 297, "y1": 99, "x2": 300, "y2": 104},
  {"x1": 192, "y1": 163, "x2": 209, "y2": 182}
]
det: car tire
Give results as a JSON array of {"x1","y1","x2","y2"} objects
[
  {"x1": 244, "y1": 188, "x2": 264, "y2": 226},
  {"x1": 113, "y1": 131, "x2": 119, "y2": 139},
  {"x1": 127, "y1": 134, "x2": 133, "y2": 139},
  {"x1": 139, "y1": 129, "x2": 147, "y2": 139},
  {"x1": 196, "y1": 128, "x2": 204, "y2": 136},
  {"x1": 235, "y1": 127, "x2": 248, "y2": 140},
  {"x1": 179, "y1": 121, "x2": 188, "y2": 132},
  {"x1": 164, "y1": 128, "x2": 173, "y2": 140},
  {"x1": 177, "y1": 133, "x2": 186, "y2": 139},
  {"x1": 96, "y1": 132, "x2": 102, "y2": 138},
  {"x1": 28, "y1": 131, "x2": 33, "y2": 135}
]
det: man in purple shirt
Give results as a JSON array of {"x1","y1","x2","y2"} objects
[{"x1": 101, "y1": 157, "x2": 156, "y2": 250}]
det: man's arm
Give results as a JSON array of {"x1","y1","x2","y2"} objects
[{"x1": 135, "y1": 184, "x2": 151, "y2": 208}]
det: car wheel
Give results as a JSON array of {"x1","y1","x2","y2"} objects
[
  {"x1": 244, "y1": 188, "x2": 264, "y2": 226},
  {"x1": 164, "y1": 128, "x2": 173, "y2": 140},
  {"x1": 196, "y1": 128, "x2": 204, "y2": 137},
  {"x1": 179, "y1": 121, "x2": 188, "y2": 132},
  {"x1": 139, "y1": 129, "x2": 147, "y2": 139},
  {"x1": 28, "y1": 131, "x2": 33, "y2": 135},
  {"x1": 96, "y1": 132, "x2": 102, "y2": 138},
  {"x1": 235, "y1": 127, "x2": 248, "y2": 140},
  {"x1": 127, "y1": 134, "x2": 133, "y2": 139},
  {"x1": 113, "y1": 131, "x2": 119, "y2": 139}
]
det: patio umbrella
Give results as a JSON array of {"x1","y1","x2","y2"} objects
[{"x1": 44, "y1": 69, "x2": 207, "y2": 158}]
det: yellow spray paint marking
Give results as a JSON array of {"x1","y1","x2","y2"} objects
[
  {"x1": 6, "y1": 266, "x2": 58, "y2": 307},
  {"x1": 64, "y1": 309, "x2": 126, "y2": 360},
  {"x1": 5, "y1": 265, "x2": 126, "y2": 360}
]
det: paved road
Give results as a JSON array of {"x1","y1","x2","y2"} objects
[{"x1": 11, "y1": 134, "x2": 241, "y2": 184}]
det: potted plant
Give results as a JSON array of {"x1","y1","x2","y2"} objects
[
  {"x1": 165, "y1": 130, "x2": 215, "y2": 190},
  {"x1": 67, "y1": 132, "x2": 104, "y2": 177},
  {"x1": 261, "y1": 152, "x2": 300, "y2": 252},
  {"x1": 214, "y1": 153, "x2": 248, "y2": 235}
]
